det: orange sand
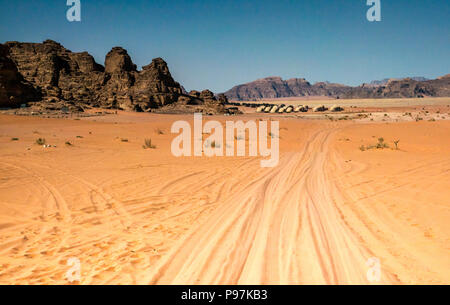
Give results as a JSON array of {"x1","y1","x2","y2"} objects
[{"x1": 0, "y1": 112, "x2": 448, "y2": 284}]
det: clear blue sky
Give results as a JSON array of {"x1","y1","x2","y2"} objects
[{"x1": 1, "y1": 0, "x2": 449, "y2": 92}]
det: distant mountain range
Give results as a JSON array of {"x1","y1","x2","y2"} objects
[
  {"x1": 224, "y1": 75, "x2": 450, "y2": 101},
  {"x1": 367, "y1": 77, "x2": 429, "y2": 87}
]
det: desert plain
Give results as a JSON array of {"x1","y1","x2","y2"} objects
[{"x1": 0, "y1": 98, "x2": 449, "y2": 285}]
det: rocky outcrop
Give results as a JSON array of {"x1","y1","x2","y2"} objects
[
  {"x1": 224, "y1": 75, "x2": 450, "y2": 101},
  {"x1": 4, "y1": 40, "x2": 105, "y2": 109},
  {"x1": 0, "y1": 44, "x2": 39, "y2": 108},
  {"x1": 224, "y1": 77, "x2": 355, "y2": 100},
  {"x1": 130, "y1": 58, "x2": 183, "y2": 110},
  {"x1": 105, "y1": 47, "x2": 136, "y2": 74},
  {"x1": 154, "y1": 89, "x2": 228, "y2": 115},
  {"x1": 1, "y1": 40, "x2": 227, "y2": 113}
]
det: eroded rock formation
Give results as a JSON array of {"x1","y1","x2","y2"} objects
[
  {"x1": 0, "y1": 44, "x2": 39, "y2": 108},
  {"x1": 0, "y1": 40, "x2": 227, "y2": 114}
]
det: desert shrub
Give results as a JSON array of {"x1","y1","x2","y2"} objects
[
  {"x1": 36, "y1": 138, "x2": 46, "y2": 145},
  {"x1": 376, "y1": 138, "x2": 389, "y2": 149},
  {"x1": 65, "y1": 141, "x2": 73, "y2": 146},
  {"x1": 155, "y1": 128, "x2": 165, "y2": 135},
  {"x1": 76, "y1": 136, "x2": 84, "y2": 138},
  {"x1": 143, "y1": 138, "x2": 156, "y2": 149},
  {"x1": 11, "y1": 137, "x2": 19, "y2": 141},
  {"x1": 360, "y1": 137, "x2": 392, "y2": 151},
  {"x1": 393, "y1": 140, "x2": 400, "y2": 150},
  {"x1": 210, "y1": 141, "x2": 220, "y2": 148},
  {"x1": 121, "y1": 138, "x2": 129, "y2": 142}
]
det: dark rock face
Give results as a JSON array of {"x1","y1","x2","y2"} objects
[
  {"x1": 154, "y1": 88, "x2": 228, "y2": 115},
  {"x1": 224, "y1": 77, "x2": 354, "y2": 100},
  {"x1": 5, "y1": 40, "x2": 105, "y2": 108},
  {"x1": 0, "y1": 44, "x2": 39, "y2": 108},
  {"x1": 224, "y1": 76, "x2": 450, "y2": 101},
  {"x1": 105, "y1": 47, "x2": 136, "y2": 73},
  {"x1": 216, "y1": 93, "x2": 228, "y2": 104},
  {"x1": 130, "y1": 58, "x2": 183, "y2": 110},
  {"x1": 377, "y1": 78, "x2": 450, "y2": 98},
  {"x1": 1, "y1": 40, "x2": 226, "y2": 113}
]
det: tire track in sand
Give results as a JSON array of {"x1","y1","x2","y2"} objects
[{"x1": 145, "y1": 127, "x2": 399, "y2": 285}]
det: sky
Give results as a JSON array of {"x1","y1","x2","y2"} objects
[{"x1": 1, "y1": 0, "x2": 449, "y2": 92}]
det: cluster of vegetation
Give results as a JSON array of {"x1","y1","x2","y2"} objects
[
  {"x1": 143, "y1": 138, "x2": 156, "y2": 149},
  {"x1": 359, "y1": 138, "x2": 400, "y2": 152},
  {"x1": 269, "y1": 132, "x2": 278, "y2": 138},
  {"x1": 210, "y1": 141, "x2": 220, "y2": 148},
  {"x1": 35, "y1": 138, "x2": 46, "y2": 145}
]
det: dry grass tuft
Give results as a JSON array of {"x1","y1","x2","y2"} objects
[{"x1": 143, "y1": 138, "x2": 156, "y2": 149}]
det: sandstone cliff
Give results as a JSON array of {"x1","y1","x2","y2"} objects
[
  {"x1": 0, "y1": 44, "x2": 39, "y2": 108},
  {"x1": 0, "y1": 40, "x2": 226, "y2": 114}
]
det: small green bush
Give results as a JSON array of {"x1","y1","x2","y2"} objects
[
  {"x1": 36, "y1": 138, "x2": 46, "y2": 145},
  {"x1": 376, "y1": 138, "x2": 389, "y2": 149}
]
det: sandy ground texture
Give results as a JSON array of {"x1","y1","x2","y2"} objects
[{"x1": 0, "y1": 109, "x2": 448, "y2": 285}]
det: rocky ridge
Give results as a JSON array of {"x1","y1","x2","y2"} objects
[
  {"x1": 224, "y1": 75, "x2": 450, "y2": 101},
  {"x1": 0, "y1": 40, "x2": 227, "y2": 114}
]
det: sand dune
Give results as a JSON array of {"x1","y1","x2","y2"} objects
[{"x1": 0, "y1": 112, "x2": 448, "y2": 284}]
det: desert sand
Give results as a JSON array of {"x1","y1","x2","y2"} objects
[{"x1": 0, "y1": 107, "x2": 449, "y2": 285}]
